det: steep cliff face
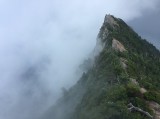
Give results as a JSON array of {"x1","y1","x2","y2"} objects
[{"x1": 41, "y1": 15, "x2": 160, "y2": 119}]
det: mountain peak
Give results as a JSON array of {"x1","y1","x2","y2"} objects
[
  {"x1": 41, "y1": 15, "x2": 160, "y2": 119},
  {"x1": 104, "y1": 14, "x2": 118, "y2": 26}
]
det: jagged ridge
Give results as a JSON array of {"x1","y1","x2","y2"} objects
[{"x1": 41, "y1": 15, "x2": 160, "y2": 119}]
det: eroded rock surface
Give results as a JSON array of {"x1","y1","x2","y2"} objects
[{"x1": 112, "y1": 38, "x2": 126, "y2": 52}]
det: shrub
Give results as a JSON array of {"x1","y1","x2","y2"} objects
[
  {"x1": 144, "y1": 91, "x2": 160, "y2": 104},
  {"x1": 126, "y1": 83, "x2": 141, "y2": 97}
]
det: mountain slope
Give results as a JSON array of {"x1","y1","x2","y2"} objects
[{"x1": 41, "y1": 15, "x2": 160, "y2": 119}]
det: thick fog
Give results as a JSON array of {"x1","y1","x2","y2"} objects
[{"x1": 0, "y1": 0, "x2": 159, "y2": 119}]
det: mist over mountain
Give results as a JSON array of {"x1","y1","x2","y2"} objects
[
  {"x1": 0, "y1": 1, "x2": 160, "y2": 119},
  {"x1": 41, "y1": 14, "x2": 160, "y2": 119}
]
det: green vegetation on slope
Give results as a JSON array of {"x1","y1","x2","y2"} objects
[
  {"x1": 42, "y1": 15, "x2": 160, "y2": 119},
  {"x1": 71, "y1": 15, "x2": 160, "y2": 119}
]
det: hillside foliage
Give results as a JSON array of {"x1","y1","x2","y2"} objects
[{"x1": 41, "y1": 15, "x2": 160, "y2": 119}]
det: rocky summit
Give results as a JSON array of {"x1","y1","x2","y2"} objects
[{"x1": 40, "y1": 15, "x2": 160, "y2": 119}]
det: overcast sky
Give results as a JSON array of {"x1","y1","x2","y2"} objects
[
  {"x1": 128, "y1": 7, "x2": 160, "y2": 49},
  {"x1": 0, "y1": 0, "x2": 159, "y2": 119}
]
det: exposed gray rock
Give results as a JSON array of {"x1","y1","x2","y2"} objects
[
  {"x1": 104, "y1": 14, "x2": 119, "y2": 27},
  {"x1": 112, "y1": 38, "x2": 126, "y2": 52}
]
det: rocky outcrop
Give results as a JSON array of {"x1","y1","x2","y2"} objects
[
  {"x1": 112, "y1": 38, "x2": 126, "y2": 52},
  {"x1": 120, "y1": 58, "x2": 128, "y2": 69},
  {"x1": 130, "y1": 78, "x2": 139, "y2": 85},
  {"x1": 104, "y1": 15, "x2": 119, "y2": 27},
  {"x1": 140, "y1": 88, "x2": 147, "y2": 94},
  {"x1": 148, "y1": 102, "x2": 160, "y2": 119}
]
